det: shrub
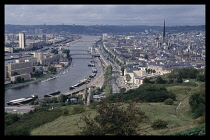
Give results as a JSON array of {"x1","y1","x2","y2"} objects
[
  {"x1": 155, "y1": 76, "x2": 167, "y2": 84},
  {"x1": 5, "y1": 108, "x2": 64, "y2": 135},
  {"x1": 106, "y1": 84, "x2": 176, "y2": 103},
  {"x1": 164, "y1": 98, "x2": 174, "y2": 105},
  {"x1": 79, "y1": 102, "x2": 149, "y2": 135},
  {"x1": 194, "y1": 103, "x2": 205, "y2": 118},
  {"x1": 5, "y1": 112, "x2": 21, "y2": 126},
  {"x1": 151, "y1": 119, "x2": 168, "y2": 129},
  {"x1": 189, "y1": 92, "x2": 205, "y2": 118}
]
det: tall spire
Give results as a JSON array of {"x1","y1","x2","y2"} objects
[{"x1": 163, "y1": 20, "x2": 166, "y2": 43}]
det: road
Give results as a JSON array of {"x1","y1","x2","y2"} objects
[
  {"x1": 96, "y1": 43, "x2": 124, "y2": 93},
  {"x1": 5, "y1": 105, "x2": 36, "y2": 114}
]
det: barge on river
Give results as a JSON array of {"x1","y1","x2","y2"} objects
[
  {"x1": 44, "y1": 91, "x2": 61, "y2": 98},
  {"x1": 69, "y1": 78, "x2": 91, "y2": 90},
  {"x1": 7, "y1": 94, "x2": 38, "y2": 105}
]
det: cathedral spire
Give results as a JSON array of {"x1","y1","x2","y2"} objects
[{"x1": 163, "y1": 20, "x2": 166, "y2": 43}]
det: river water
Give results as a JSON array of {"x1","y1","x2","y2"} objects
[{"x1": 5, "y1": 35, "x2": 100, "y2": 105}]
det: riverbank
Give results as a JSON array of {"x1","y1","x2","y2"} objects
[
  {"x1": 5, "y1": 35, "x2": 100, "y2": 106},
  {"x1": 4, "y1": 39, "x2": 82, "y2": 91},
  {"x1": 5, "y1": 74, "x2": 53, "y2": 91},
  {"x1": 5, "y1": 59, "x2": 74, "y2": 91},
  {"x1": 62, "y1": 56, "x2": 105, "y2": 96}
]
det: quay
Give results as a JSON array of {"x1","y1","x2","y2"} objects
[{"x1": 63, "y1": 56, "x2": 104, "y2": 96}]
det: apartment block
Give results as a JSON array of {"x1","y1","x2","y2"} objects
[{"x1": 7, "y1": 61, "x2": 33, "y2": 78}]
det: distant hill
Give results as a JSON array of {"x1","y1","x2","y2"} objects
[{"x1": 5, "y1": 24, "x2": 205, "y2": 34}]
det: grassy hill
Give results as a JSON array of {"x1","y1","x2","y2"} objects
[{"x1": 5, "y1": 74, "x2": 205, "y2": 135}]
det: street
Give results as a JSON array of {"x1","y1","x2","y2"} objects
[{"x1": 5, "y1": 105, "x2": 36, "y2": 114}]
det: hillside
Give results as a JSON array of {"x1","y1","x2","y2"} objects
[
  {"x1": 30, "y1": 81, "x2": 205, "y2": 135},
  {"x1": 5, "y1": 70, "x2": 205, "y2": 135}
]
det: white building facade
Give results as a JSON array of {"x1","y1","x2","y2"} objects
[{"x1": 19, "y1": 33, "x2": 26, "y2": 49}]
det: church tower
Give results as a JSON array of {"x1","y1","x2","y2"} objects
[
  {"x1": 163, "y1": 20, "x2": 166, "y2": 44},
  {"x1": 162, "y1": 20, "x2": 169, "y2": 50}
]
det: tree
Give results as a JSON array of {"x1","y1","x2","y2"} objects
[
  {"x1": 144, "y1": 54, "x2": 148, "y2": 60},
  {"x1": 112, "y1": 84, "x2": 176, "y2": 102},
  {"x1": 121, "y1": 66, "x2": 125, "y2": 76},
  {"x1": 62, "y1": 49, "x2": 70, "y2": 58},
  {"x1": 196, "y1": 74, "x2": 205, "y2": 82},
  {"x1": 57, "y1": 94, "x2": 68, "y2": 103},
  {"x1": 155, "y1": 76, "x2": 166, "y2": 84},
  {"x1": 120, "y1": 88, "x2": 126, "y2": 94},
  {"x1": 47, "y1": 66, "x2": 57, "y2": 73},
  {"x1": 105, "y1": 84, "x2": 112, "y2": 96},
  {"x1": 79, "y1": 102, "x2": 148, "y2": 135},
  {"x1": 189, "y1": 92, "x2": 205, "y2": 113},
  {"x1": 176, "y1": 76, "x2": 183, "y2": 83},
  {"x1": 143, "y1": 78, "x2": 151, "y2": 84},
  {"x1": 51, "y1": 49, "x2": 58, "y2": 54},
  {"x1": 167, "y1": 78, "x2": 174, "y2": 84},
  {"x1": 125, "y1": 74, "x2": 131, "y2": 82},
  {"x1": 16, "y1": 77, "x2": 22, "y2": 83}
]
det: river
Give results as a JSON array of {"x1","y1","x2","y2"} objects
[{"x1": 4, "y1": 35, "x2": 100, "y2": 105}]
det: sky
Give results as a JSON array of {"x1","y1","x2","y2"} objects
[{"x1": 5, "y1": 5, "x2": 205, "y2": 26}]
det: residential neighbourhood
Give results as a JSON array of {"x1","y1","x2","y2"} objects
[{"x1": 101, "y1": 26, "x2": 205, "y2": 89}]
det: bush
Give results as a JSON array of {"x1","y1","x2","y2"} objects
[
  {"x1": 196, "y1": 74, "x2": 205, "y2": 82},
  {"x1": 106, "y1": 84, "x2": 176, "y2": 103},
  {"x1": 151, "y1": 119, "x2": 168, "y2": 130},
  {"x1": 194, "y1": 103, "x2": 205, "y2": 118},
  {"x1": 79, "y1": 102, "x2": 149, "y2": 135},
  {"x1": 164, "y1": 98, "x2": 174, "y2": 105},
  {"x1": 5, "y1": 112, "x2": 21, "y2": 126},
  {"x1": 189, "y1": 92, "x2": 205, "y2": 118},
  {"x1": 5, "y1": 108, "x2": 64, "y2": 135},
  {"x1": 5, "y1": 126, "x2": 30, "y2": 136},
  {"x1": 155, "y1": 76, "x2": 167, "y2": 84}
]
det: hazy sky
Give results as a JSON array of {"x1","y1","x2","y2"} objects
[{"x1": 5, "y1": 5, "x2": 205, "y2": 26}]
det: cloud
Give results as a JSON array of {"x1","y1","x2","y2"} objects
[{"x1": 5, "y1": 5, "x2": 205, "y2": 26}]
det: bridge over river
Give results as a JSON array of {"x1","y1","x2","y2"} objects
[{"x1": 79, "y1": 39, "x2": 98, "y2": 42}]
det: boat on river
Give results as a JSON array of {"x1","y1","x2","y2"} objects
[
  {"x1": 92, "y1": 68, "x2": 97, "y2": 73},
  {"x1": 89, "y1": 73, "x2": 96, "y2": 78},
  {"x1": 44, "y1": 91, "x2": 61, "y2": 98},
  {"x1": 69, "y1": 78, "x2": 91, "y2": 90},
  {"x1": 7, "y1": 94, "x2": 38, "y2": 105},
  {"x1": 88, "y1": 63, "x2": 95, "y2": 67}
]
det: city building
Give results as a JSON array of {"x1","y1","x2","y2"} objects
[
  {"x1": 40, "y1": 54, "x2": 61, "y2": 65},
  {"x1": 19, "y1": 32, "x2": 26, "y2": 49},
  {"x1": 33, "y1": 52, "x2": 44, "y2": 63},
  {"x1": 7, "y1": 61, "x2": 33, "y2": 82},
  {"x1": 124, "y1": 67, "x2": 147, "y2": 87},
  {"x1": 102, "y1": 33, "x2": 108, "y2": 40}
]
